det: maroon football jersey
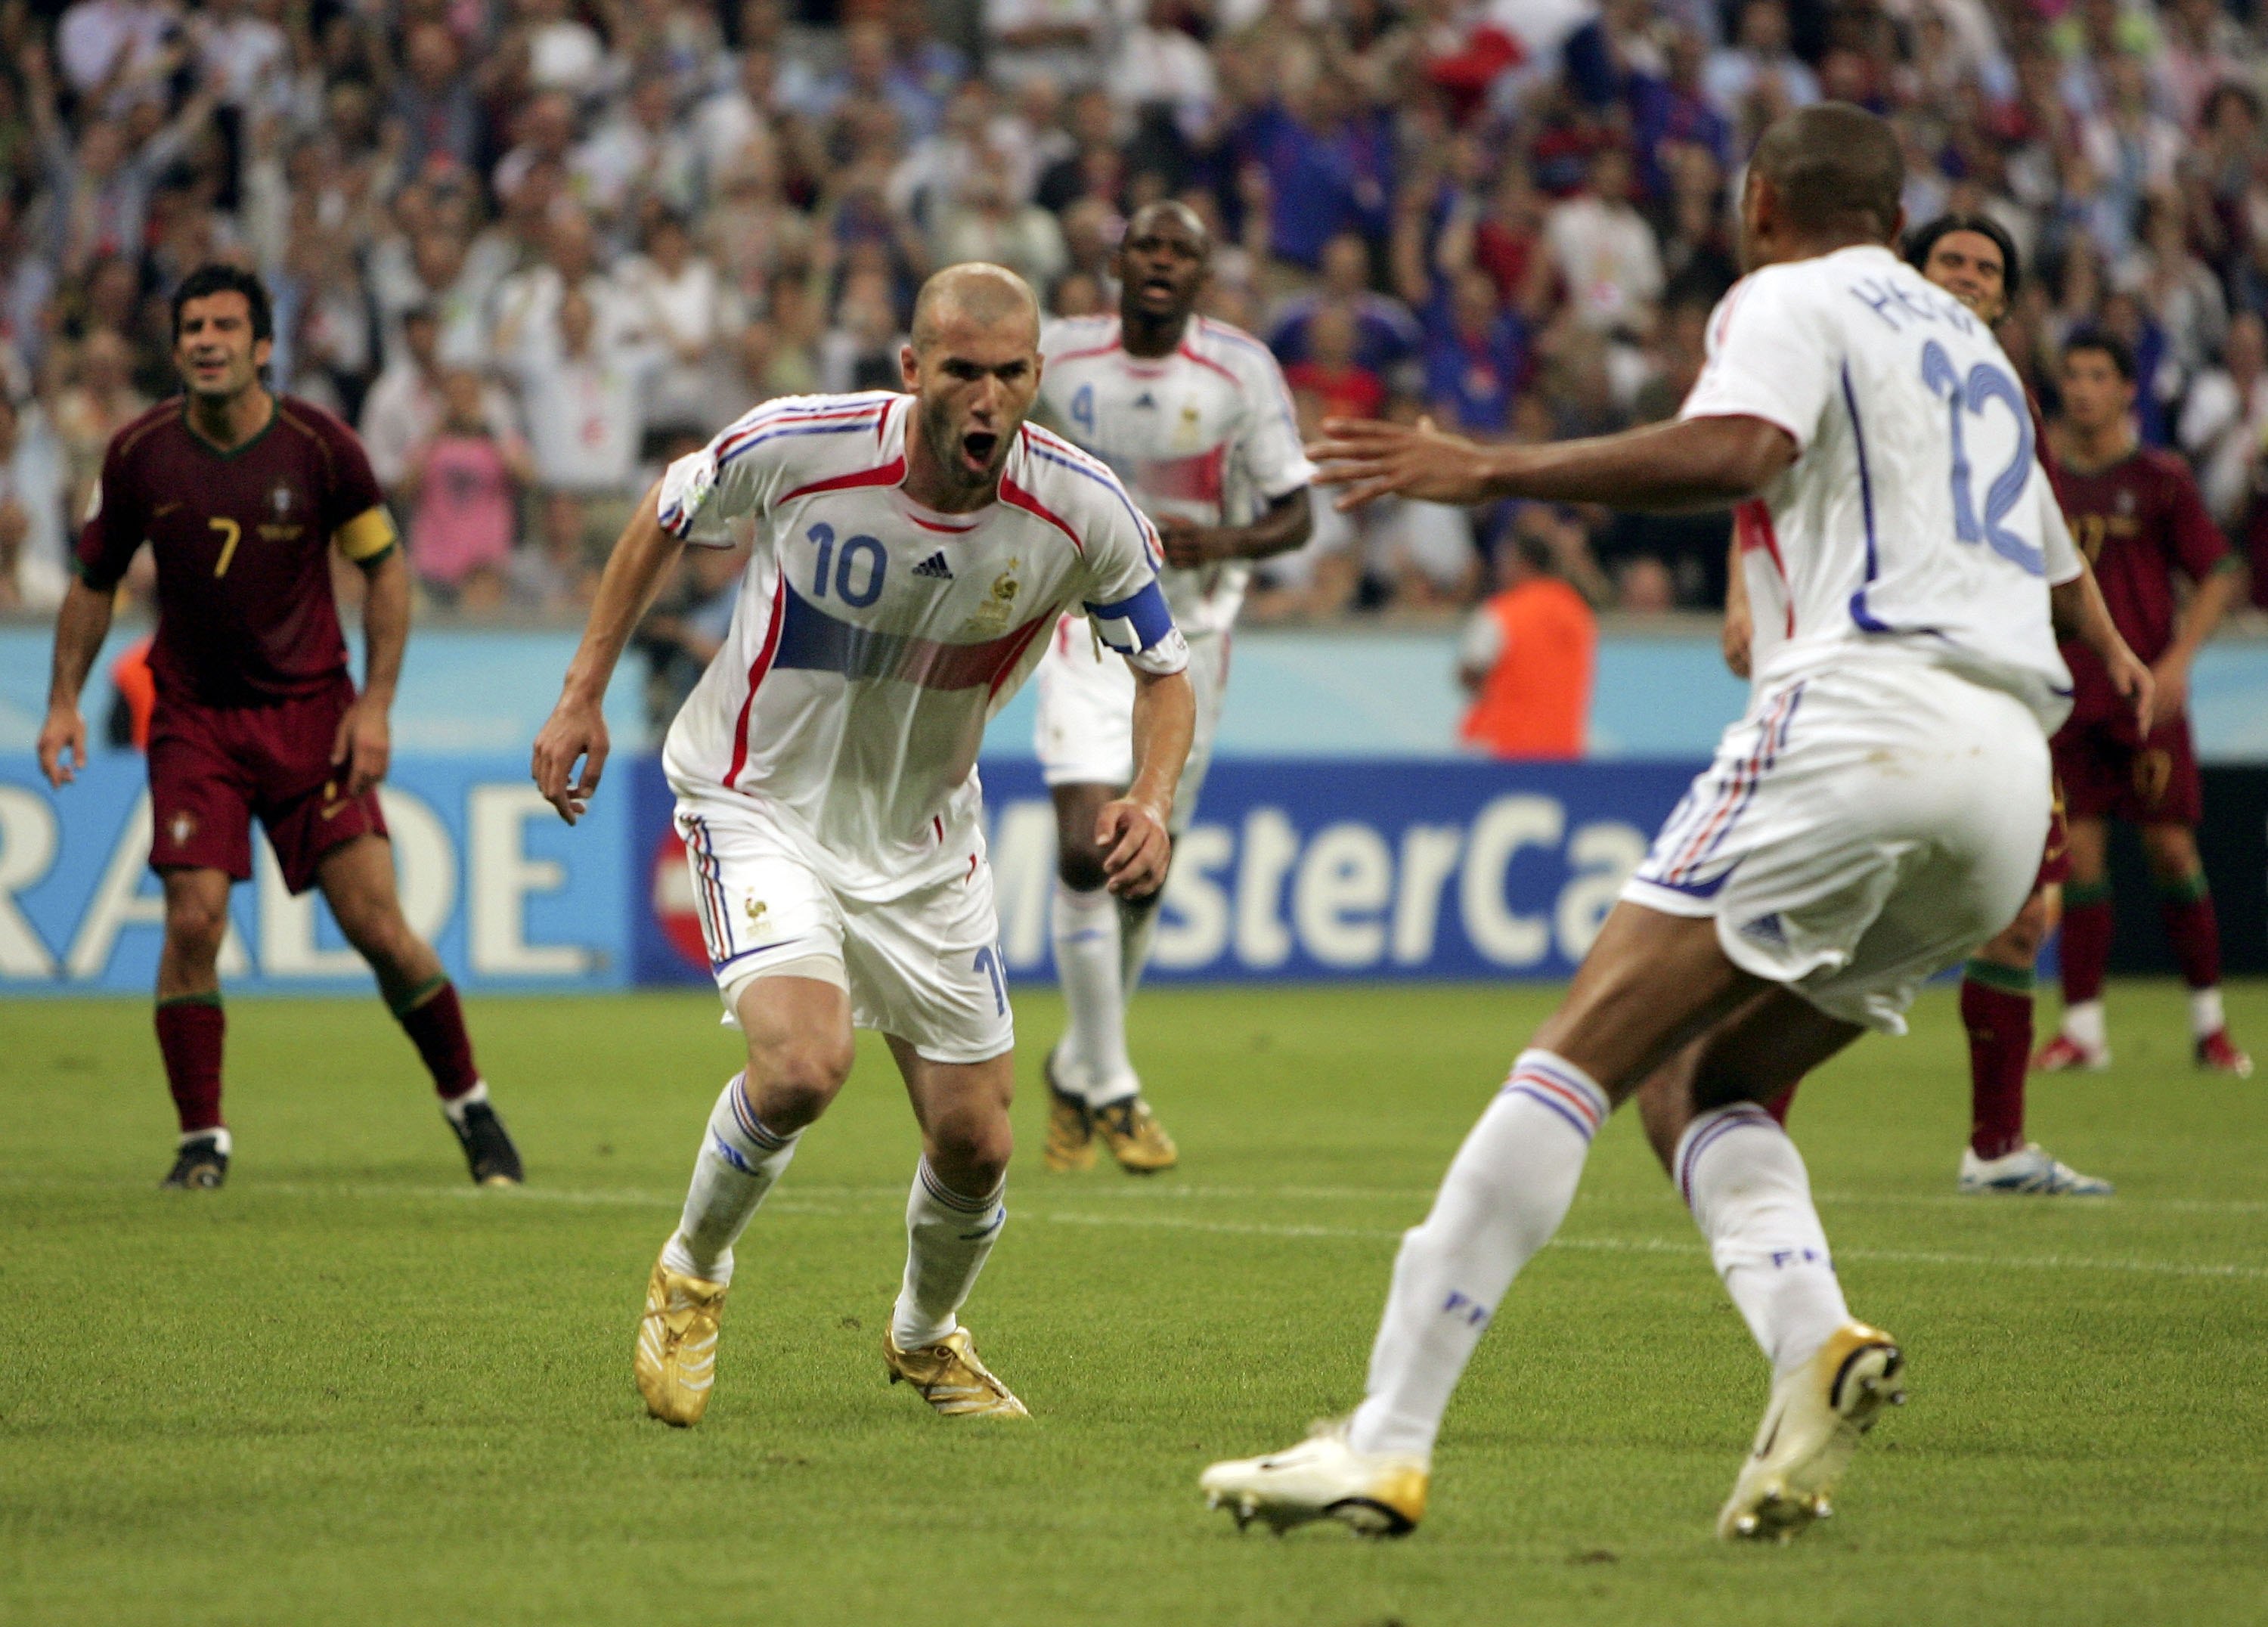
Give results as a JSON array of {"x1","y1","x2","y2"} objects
[
  {"x1": 2047, "y1": 445, "x2": 2229, "y2": 728},
  {"x1": 77, "y1": 396, "x2": 395, "y2": 706}
]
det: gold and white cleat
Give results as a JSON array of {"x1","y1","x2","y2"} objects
[
  {"x1": 1718, "y1": 1321, "x2": 1906, "y2": 1542},
  {"x1": 1094, "y1": 1095, "x2": 1178, "y2": 1174},
  {"x1": 1199, "y1": 1421, "x2": 1429, "y2": 1538},
  {"x1": 885, "y1": 1328, "x2": 1031, "y2": 1418},
  {"x1": 634, "y1": 1253, "x2": 728, "y2": 1427},
  {"x1": 1042, "y1": 1049, "x2": 1097, "y2": 1173}
]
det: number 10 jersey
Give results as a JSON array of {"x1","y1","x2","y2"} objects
[{"x1": 655, "y1": 392, "x2": 1187, "y2": 900}]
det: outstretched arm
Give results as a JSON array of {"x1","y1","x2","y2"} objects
[
  {"x1": 531, "y1": 484, "x2": 685, "y2": 823},
  {"x1": 1095, "y1": 665, "x2": 1194, "y2": 900},
  {"x1": 1309, "y1": 414, "x2": 1798, "y2": 513},
  {"x1": 38, "y1": 576, "x2": 114, "y2": 786}
]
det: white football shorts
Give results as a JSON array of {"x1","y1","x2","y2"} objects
[
  {"x1": 672, "y1": 787, "x2": 1014, "y2": 1065},
  {"x1": 1622, "y1": 657, "x2": 2050, "y2": 1034},
  {"x1": 1034, "y1": 616, "x2": 1226, "y2": 833}
]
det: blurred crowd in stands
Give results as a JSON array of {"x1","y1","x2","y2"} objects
[{"x1": 3, "y1": 0, "x2": 2268, "y2": 665}]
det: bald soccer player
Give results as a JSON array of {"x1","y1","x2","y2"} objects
[
  {"x1": 534, "y1": 264, "x2": 1195, "y2": 1424},
  {"x1": 1199, "y1": 105, "x2": 2149, "y2": 1544}
]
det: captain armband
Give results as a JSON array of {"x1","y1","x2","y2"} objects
[
  {"x1": 1086, "y1": 579, "x2": 1188, "y2": 676},
  {"x1": 336, "y1": 506, "x2": 399, "y2": 566}
]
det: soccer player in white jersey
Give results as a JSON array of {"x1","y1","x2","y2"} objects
[
  {"x1": 531, "y1": 264, "x2": 1195, "y2": 1425},
  {"x1": 1032, "y1": 200, "x2": 1316, "y2": 1175},
  {"x1": 1199, "y1": 105, "x2": 2152, "y2": 1543}
]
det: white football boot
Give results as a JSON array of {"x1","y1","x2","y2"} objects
[
  {"x1": 1957, "y1": 1142, "x2": 2113, "y2": 1196},
  {"x1": 1718, "y1": 1322, "x2": 1906, "y2": 1542},
  {"x1": 1200, "y1": 1420, "x2": 1429, "y2": 1537}
]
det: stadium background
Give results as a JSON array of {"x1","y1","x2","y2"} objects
[{"x1": 1, "y1": 0, "x2": 2266, "y2": 995}]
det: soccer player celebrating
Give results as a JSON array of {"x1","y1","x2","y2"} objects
[
  {"x1": 1033, "y1": 200, "x2": 1315, "y2": 1174},
  {"x1": 1726, "y1": 212, "x2": 2113, "y2": 1195},
  {"x1": 1201, "y1": 105, "x2": 2151, "y2": 1542},
  {"x1": 2032, "y1": 331, "x2": 2252, "y2": 1078},
  {"x1": 531, "y1": 264, "x2": 1193, "y2": 1425},
  {"x1": 36, "y1": 265, "x2": 522, "y2": 1190}
]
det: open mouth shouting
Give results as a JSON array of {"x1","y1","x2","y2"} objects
[{"x1": 960, "y1": 429, "x2": 1000, "y2": 477}]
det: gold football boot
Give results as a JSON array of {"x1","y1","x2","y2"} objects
[
  {"x1": 884, "y1": 1328, "x2": 1030, "y2": 1418},
  {"x1": 1718, "y1": 1321, "x2": 1906, "y2": 1542},
  {"x1": 1042, "y1": 1049, "x2": 1097, "y2": 1173},
  {"x1": 1093, "y1": 1095, "x2": 1177, "y2": 1174},
  {"x1": 634, "y1": 1252, "x2": 728, "y2": 1427}
]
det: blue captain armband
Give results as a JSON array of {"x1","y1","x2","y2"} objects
[{"x1": 1085, "y1": 579, "x2": 1188, "y2": 675}]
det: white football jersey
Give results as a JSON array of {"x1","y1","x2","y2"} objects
[
  {"x1": 656, "y1": 392, "x2": 1187, "y2": 900},
  {"x1": 1684, "y1": 244, "x2": 2081, "y2": 729},
  {"x1": 1038, "y1": 315, "x2": 1315, "y2": 637}
]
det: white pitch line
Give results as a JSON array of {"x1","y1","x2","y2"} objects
[{"x1": 11, "y1": 1177, "x2": 2266, "y2": 1281}]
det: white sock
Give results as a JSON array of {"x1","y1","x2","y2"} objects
[
  {"x1": 2190, "y1": 987, "x2": 2225, "y2": 1039},
  {"x1": 184, "y1": 1126, "x2": 233, "y2": 1155},
  {"x1": 1675, "y1": 1104, "x2": 1850, "y2": 1378},
  {"x1": 1346, "y1": 1050, "x2": 1609, "y2": 1459},
  {"x1": 1052, "y1": 879, "x2": 1134, "y2": 1106},
  {"x1": 2061, "y1": 999, "x2": 2107, "y2": 1051},
  {"x1": 1120, "y1": 895, "x2": 1161, "y2": 1001},
  {"x1": 661, "y1": 1074, "x2": 801, "y2": 1287},
  {"x1": 891, "y1": 1160, "x2": 1007, "y2": 1350},
  {"x1": 439, "y1": 1078, "x2": 489, "y2": 1125}
]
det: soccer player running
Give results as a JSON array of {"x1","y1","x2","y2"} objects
[
  {"x1": 531, "y1": 264, "x2": 1194, "y2": 1424},
  {"x1": 36, "y1": 265, "x2": 522, "y2": 1190},
  {"x1": 1201, "y1": 105, "x2": 2152, "y2": 1543},
  {"x1": 1726, "y1": 213, "x2": 2114, "y2": 1195},
  {"x1": 1033, "y1": 200, "x2": 1315, "y2": 1175},
  {"x1": 2031, "y1": 331, "x2": 2252, "y2": 1079}
]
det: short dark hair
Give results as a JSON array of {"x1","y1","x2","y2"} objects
[
  {"x1": 2062, "y1": 327, "x2": 2136, "y2": 383},
  {"x1": 1750, "y1": 102, "x2": 1904, "y2": 243},
  {"x1": 1905, "y1": 212, "x2": 2021, "y2": 301},
  {"x1": 171, "y1": 264, "x2": 273, "y2": 344}
]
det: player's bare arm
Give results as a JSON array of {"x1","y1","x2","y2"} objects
[
  {"x1": 533, "y1": 484, "x2": 683, "y2": 823},
  {"x1": 333, "y1": 541, "x2": 408, "y2": 798},
  {"x1": 37, "y1": 575, "x2": 116, "y2": 787},
  {"x1": 1720, "y1": 538, "x2": 1752, "y2": 680},
  {"x1": 1309, "y1": 413, "x2": 1796, "y2": 513},
  {"x1": 2050, "y1": 554, "x2": 2153, "y2": 737},
  {"x1": 1157, "y1": 488, "x2": 1313, "y2": 570},
  {"x1": 2149, "y1": 556, "x2": 2247, "y2": 727},
  {"x1": 1098, "y1": 665, "x2": 1194, "y2": 900}
]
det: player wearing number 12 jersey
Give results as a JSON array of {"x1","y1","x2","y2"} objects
[
  {"x1": 1201, "y1": 105, "x2": 2150, "y2": 1545},
  {"x1": 532, "y1": 264, "x2": 1193, "y2": 1427},
  {"x1": 36, "y1": 265, "x2": 522, "y2": 1191}
]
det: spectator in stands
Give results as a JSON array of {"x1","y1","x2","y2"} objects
[
  {"x1": 1456, "y1": 515, "x2": 1598, "y2": 760},
  {"x1": 513, "y1": 289, "x2": 655, "y2": 543},
  {"x1": 1269, "y1": 230, "x2": 1423, "y2": 379},
  {"x1": 509, "y1": 488, "x2": 602, "y2": 615},
  {"x1": 1423, "y1": 268, "x2": 1526, "y2": 434},
  {"x1": 0, "y1": 389, "x2": 67, "y2": 610},
  {"x1": 2183, "y1": 312, "x2": 2268, "y2": 531},
  {"x1": 619, "y1": 210, "x2": 745, "y2": 431},
  {"x1": 361, "y1": 305, "x2": 519, "y2": 497},
  {"x1": 1703, "y1": 0, "x2": 1817, "y2": 123},
  {"x1": 1285, "y1": 305, "x2": 1387, "y2": 423},
  {"x1": 403, "y1": 368, "x2": 534, "y2": 609},
  {"x1": 1544, "y1": 145, "x2": 1662, "y2": 337}
]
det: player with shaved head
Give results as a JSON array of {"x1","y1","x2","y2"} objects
[
  {"x1": 1030, "y1": 199, "x2": 1315, "y2": 1175},
  {"x1": 1201, "y1": 105, "x2": 2150, "y2": 1542},
  {"x1": 534, "y1": 262, "x2": 1194, "y2": 1424}
]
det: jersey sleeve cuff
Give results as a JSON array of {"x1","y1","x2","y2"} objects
[
  {"x1": 1677, "y1": 403, "x2": 1811, "y2": 455},
  {"x1": 74, "y1": 559, "x2": 121, "y2": 593},
  {"x1": 336, "y1": 505, "x2": 398, "y2": 562}
]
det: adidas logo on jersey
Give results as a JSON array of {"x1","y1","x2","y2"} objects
[
  {"x1": 1739, "y1": 913, "x2": 1787, "y2": 947},
  {"x1": 912, "y1": 553, "x2": 954, "y2": 580}
]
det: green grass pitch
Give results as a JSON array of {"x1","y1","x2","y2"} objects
[{"x1": 4, "y1": 981, "x2": 2266, "y2": 1626}]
